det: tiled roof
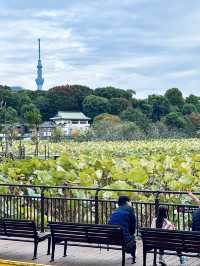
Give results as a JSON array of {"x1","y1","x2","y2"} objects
[
  {"x1": 39, "y1": 121, "x2": 55, "y2": 128},
  {"x1": 50, "y1": 112, "x2": 90, "y2": 120}
]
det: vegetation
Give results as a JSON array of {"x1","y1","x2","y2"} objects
[
  {"x1": 0, "y1": 139, "x2": 200, "y2": 203},
  {"x1": 1, "y1": 85, "x2": 200, "y2": 138}
]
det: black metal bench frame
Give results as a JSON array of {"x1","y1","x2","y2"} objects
[
  {"x1": 0, "y1": 219, "x2": 50, "y2": 259},
  {"x1": 48, "y1": 222, "x2": 133, "y2": 266},
  {"x1": 140, "y1": 228, "x2": 200, "y2": 266}
]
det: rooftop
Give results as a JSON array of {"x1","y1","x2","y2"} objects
[
  {"x1": 50, "y1": 112, "x2": 90, "y2": 121},
  {"x1": 39, "y1": 121, "x2": 56, "y2": 128}
]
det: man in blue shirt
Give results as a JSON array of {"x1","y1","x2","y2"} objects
[{"x1": 109, "y1": 195, "x2": 136, "y2": 263}]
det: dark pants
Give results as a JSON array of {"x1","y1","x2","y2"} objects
[{"x1": 125, "y1": 239, "x2": 136, "y2": 263}]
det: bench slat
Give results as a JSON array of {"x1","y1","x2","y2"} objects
[
  {"x1": 49, "y1": 222, "x2": 124, "y2": 246},
  {"x1": 140, "y1": 228, "x2": 200, "y2": 255}
]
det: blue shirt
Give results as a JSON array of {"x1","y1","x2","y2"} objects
[
  {"x1": 109, "y1": 204, "x2": 136, "y2": 242},
  {"x1": 192, "y1": 208, "x2": 200, "y2": 231}
]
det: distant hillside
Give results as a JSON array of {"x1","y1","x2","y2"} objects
[{"x1": 10, "y1": 86, "x2": 25, "y2": 91}]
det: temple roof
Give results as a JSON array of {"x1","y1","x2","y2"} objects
[{"x1": 50, "y1": 112, "x2": 90, "y2": 120}]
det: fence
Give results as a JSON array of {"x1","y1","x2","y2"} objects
[
  {"x1": 0, "y1": 142, "x2": 60, "y2": 160},
  {"x1": 0, "y1": 184, "x2": 198, "y2": 234}
]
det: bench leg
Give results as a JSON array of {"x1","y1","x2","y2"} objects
[
  {"x1": 143, "y1": 248, "x2": 147, "y2": 266},
  {"x1": 153, "y1": 249, "x2": 157, "y2": 266},
  {"x1": 47, "y1": 237, "x2": 51, "y2": 255},
  {"x1": 51, "y1": 241, "x2": 55, "y2": 262},
  {"x1": 122, "y1": 246, "x2": 125, "y2": 266},
  {"x1": 63, "y1": 241, "x2": 67, "y2": 257},
  {"x1": 33, "y1": 241, "x2": 38, "y2": 260}
]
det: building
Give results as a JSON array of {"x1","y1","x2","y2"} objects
[
  {"x1": 50, "y1": 111, "x2": 90, "y2": 136},
  {"x1": 39, "y1": 121, "x2": 56, "y2": 138},
  {"x1": 35, "y1": 39, "x2": 44, "y2": 90}
]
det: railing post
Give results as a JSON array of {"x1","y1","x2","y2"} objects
[
  {"x1": 44, "y1": 144, "x2": 47, "y2": 160},
  {"x1": 95, "y1": 188, "x2": 100, "y2": 224},
  {"x1": 155, "y1": 191, "x2": 160, "y2": 217},
  {"x1": 40, "y1": 187, "x2": 45, "y2": 232},
  {"x1": 47, "y1": 144, "x2": 50, "y2": 159},
  {"x1": 22, "y1": 144, "x2": 25, "y2": 159}
]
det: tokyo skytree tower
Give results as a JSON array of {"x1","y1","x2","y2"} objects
[{"x1": 35, "y1": 39, "x2": 44, "y2": 90}]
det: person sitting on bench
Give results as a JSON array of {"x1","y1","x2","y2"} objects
[
  {"x1": 151, "y1": 205, "x2": 187, "y2": 265},
  {"x1": 109, "y1": 195, "x2": 136, "y2": 263},
  {"x1": 188, "y1": 191, "x2": 200, "y2": 231}
]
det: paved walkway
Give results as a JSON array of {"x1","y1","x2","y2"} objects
[{"x1": 0, "y1": 239, "x2": 199, "y2": 266}]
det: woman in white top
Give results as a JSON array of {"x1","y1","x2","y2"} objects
[
  {"x1": 151, "y1": 206, "x2": 186, "y2": 265},
  {"x1": 151, "y1": 206, "x2": 172, "y2": 230}
]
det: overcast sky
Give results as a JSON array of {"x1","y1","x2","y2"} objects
[{"x1": 0, "y1": 0, "x2": 200, "y2": 98}]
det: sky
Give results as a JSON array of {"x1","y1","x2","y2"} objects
[{"x1": 0, "y1": 0, "x2": 200, "y2": 98}]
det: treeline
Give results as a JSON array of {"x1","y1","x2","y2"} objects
[{"x1": 1, "y1": 84, "x2": 200, "y2": 138}]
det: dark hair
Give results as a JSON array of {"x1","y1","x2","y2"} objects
[
  {"x1": 118, "y1": 195, "x2": 130, "y2": 206},
  {"x1": 156, "y1": 206, "x2": 168, "y2": 228}
]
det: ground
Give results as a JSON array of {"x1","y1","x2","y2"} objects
[{"x1": 0, "y1": 239, "x2": 199, "y2": 266}]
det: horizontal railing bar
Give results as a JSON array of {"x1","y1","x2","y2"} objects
[
  {"x1": 0, "y1": 183, "x2": 199, "y2": 195},
  {"x1": 0, "y1": 194, "x2": 41, "y2": 198}
]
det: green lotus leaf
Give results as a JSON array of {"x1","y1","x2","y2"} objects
[{"x1": 127, "y1": 167, "x2": 148, "y2": 184}]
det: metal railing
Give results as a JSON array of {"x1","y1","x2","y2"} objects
[
  {"x1": 0, "y1": 142, "x2": 60, "y2": 160},
  {"x1": 0, "y1": 184, "x2": 198, "y2": 234}
]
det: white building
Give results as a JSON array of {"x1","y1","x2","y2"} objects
[{"x1": 50, "y1": 111, "x2": 90, "y2": 136}]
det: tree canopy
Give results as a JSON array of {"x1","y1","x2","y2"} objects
[{"x1": 0, "y1": 84, "x2": 200, "y2": 138}]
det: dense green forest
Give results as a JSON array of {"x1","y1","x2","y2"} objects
[{"x1": 0, "y1": 84, "x2": 200, "y2": 139}]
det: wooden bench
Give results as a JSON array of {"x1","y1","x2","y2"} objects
[
  {"x1": 140, "y1": 228, "x2": 200, "y2": 266},
  {"x1": 48, "y1": 222, "x2": 131, "y2": 266},
  {"x1": 0, "y1": 219, "x2": 50, "y2": 259}
]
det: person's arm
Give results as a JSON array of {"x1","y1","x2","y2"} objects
[
  {"x1": 151, "y1": 218, "x2": 156, "y2": 228},
  {"x1": 188, "y1": 191, "x2": 200, "y2": 207},
  {"x1": 166, "y1": 220, "x2": 175, "y2": 230},
  {"x1": 129, "y1": 207, "x2": 136, "y2": 235}
]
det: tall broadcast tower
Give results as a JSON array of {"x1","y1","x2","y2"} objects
[{"x1": 35, "y1": 39, "x2": 44, "y2": 90}]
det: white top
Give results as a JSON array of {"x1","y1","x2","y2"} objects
[{"x1": 151, "y1": 218, "x2": 174, "y2": 230}]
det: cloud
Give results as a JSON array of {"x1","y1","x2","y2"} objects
[{"x1": 0, "y1": 0, "x2": 200, "y2": 98}]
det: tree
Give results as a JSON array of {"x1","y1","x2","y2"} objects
[
  {"x1": 94, "y1": 113, "x2": 121, "y2": 124},
  {"x1": 33, "y1": 95, "x2": 51, "y2": 121},
  {"x1": 48, "y1": 84, "x2": 93, "y2": 117},
  {"x1": 0, "y1": 85, "x2": 18, "y2": 109},
  {"x1": 120, "y1": 122, "x2": 143, "y2": 140},
  {"x1": 109, "y1": 97, "x2": 130, "y2": 115},
  {"x1": 187, "y1": 112, "x2": 200, "y2": 131},
  {"x1": 86, "y1": 120, "x2": 143, "y2": 141},
  {"x1": 20, "y1": 103, "x2": 38, "y2": 118},
  {"x1": 0, "y1": 105, "x2": 18, "y2": 156},
  {"x1": 182, "y1": 103, "x2": 197, "y2": 115},
  {"x1": 24, "y1": 109, "x2": 42, "y2": 156},
  {"x1": 0, "y1": 107, "x2": 18, "y2": 124},
  {"x1": 185, "y1": 94, "x2": 200, "y2": 105},
  {"x1": 165, "y1": 88, "x2": 184, "y2": 108},
  {"x1": 71, "y1": 129, "x2": 80, "y2": 139},
  {"x1": 51, "y1": 128, "x2": 64, "y2": 142},
  {"x1": 185, "y1": 95, "x2": 200, "y2": 112},
  {"x1": 15, "y1": 91, "x2": 32, "y2": 113},
  {"x1": 148, "y1": 95, "x2": 170, "y2": 121},
  {"x1": 137, "y1": 102, "x2": 153, "y2": 118},
  {"x1": 82, "y1": 95, "x2": 111, "y2": 118},
  {"x1": 120, "y1": 108, "x2": 150, "y2": 132},
  {"x1": 165, "y1": 112, "x2": 186, "y2": 128},
  {"x1": 24, "y1": 109, "x2": 42, "y2": 129},
  {"x1": 2, "y1": 124, "x2": 19, "y2": 147},
  {"x1": 95, "y1": 86, "x2": 133, "y2": 100}
]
